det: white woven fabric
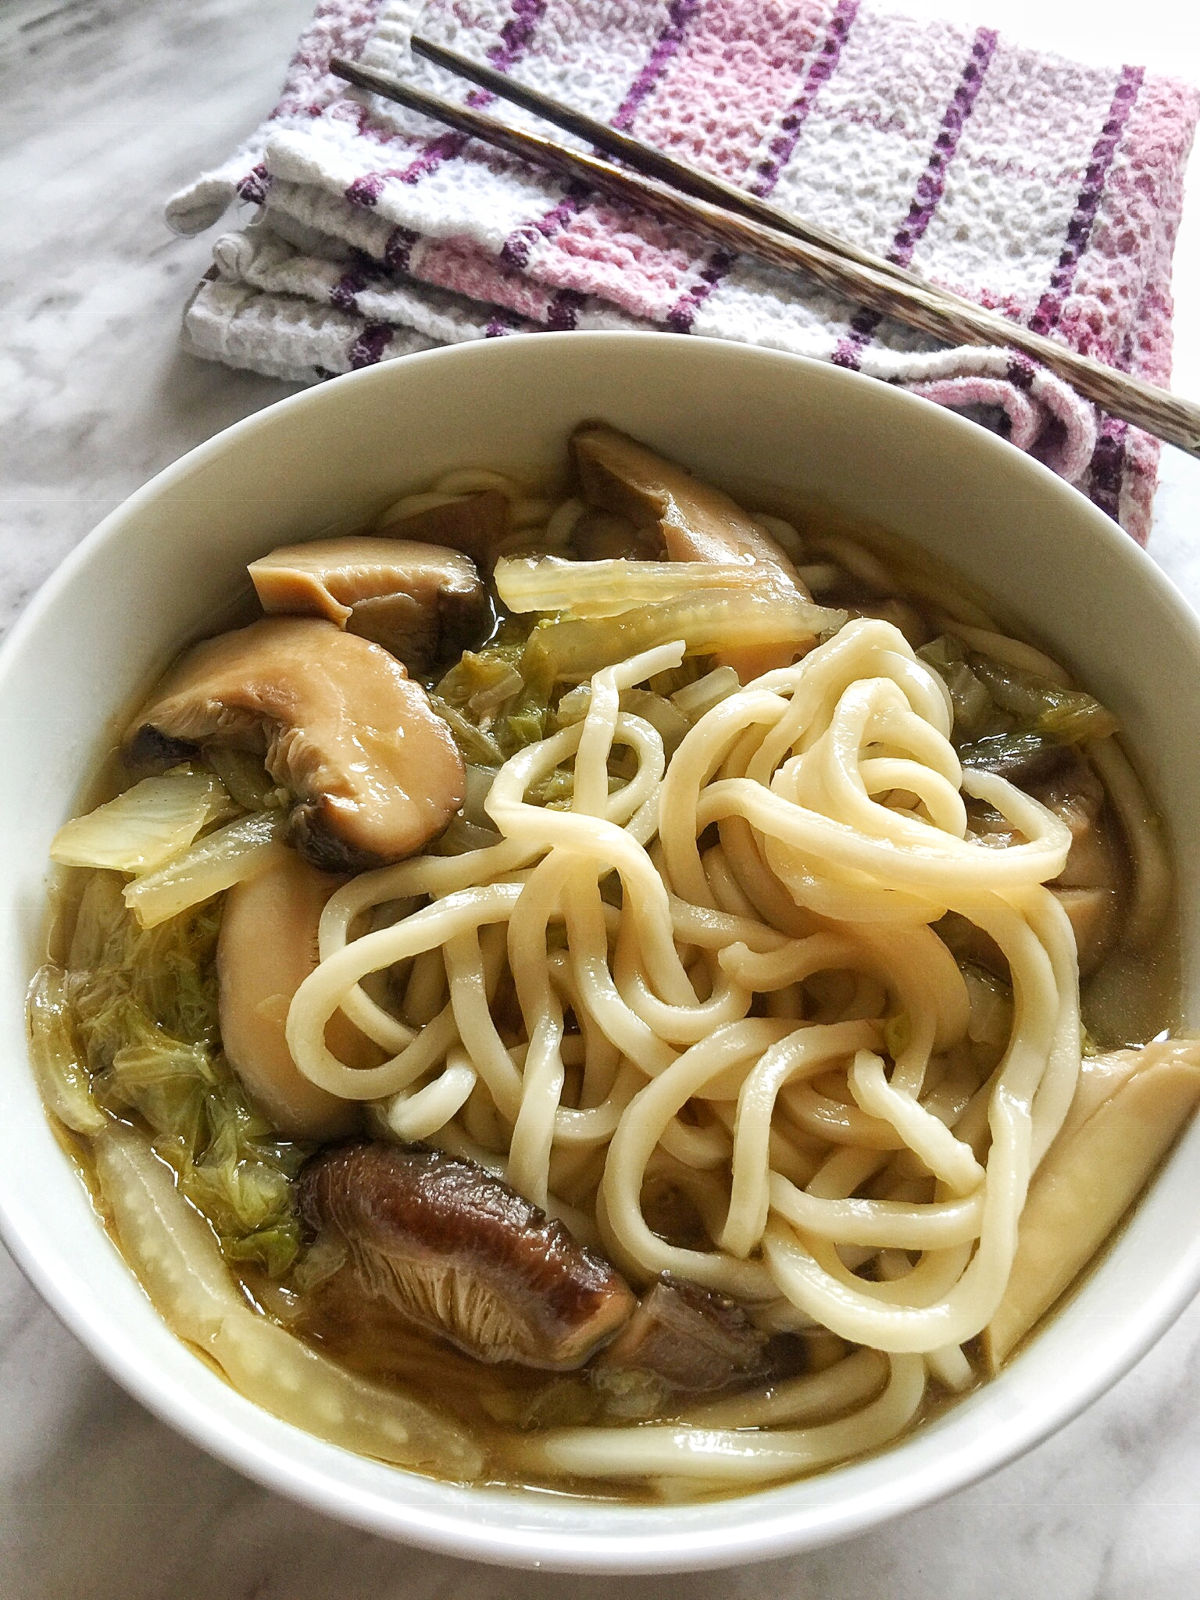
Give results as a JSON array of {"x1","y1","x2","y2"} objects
[{"x1": 168, "y1": 0, "x2": 1200, "y2": 540}]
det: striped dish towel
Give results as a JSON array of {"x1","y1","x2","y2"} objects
[{"x1": 168, "y1": 0, "x2": 1199, "y2": 543}]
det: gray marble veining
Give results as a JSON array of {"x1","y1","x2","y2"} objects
[{"x1": 2, "y1": 2, "x2": 1199, "y2": 1596}]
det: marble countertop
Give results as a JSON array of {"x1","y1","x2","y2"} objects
[{"x1": 2, "y1": 1, "x2": 1199, "y2": 1595}]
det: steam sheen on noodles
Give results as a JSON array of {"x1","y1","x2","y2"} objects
[{"x1": 285, "y1": 615, "x2": 1081, "y2": 1482}]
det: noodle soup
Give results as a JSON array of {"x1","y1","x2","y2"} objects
[{"x1": 28, "y1": 423, "x2": 1200, "y2": 1501}]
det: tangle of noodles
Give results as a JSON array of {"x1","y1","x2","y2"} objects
[
  {"x1": 284, "y1": 613, "x2": 1087, "y2": 1485},
  {"x1": 41, "y1": 450, "x2": 1190, "y2": 1504}
]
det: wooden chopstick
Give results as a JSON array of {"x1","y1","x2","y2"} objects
[
  {"x1": 330, "y1": 54, "x2": 1200, "y2": 460},
  {"x1": 408, "y1": 33, "x2": 926, "y2": 297}
]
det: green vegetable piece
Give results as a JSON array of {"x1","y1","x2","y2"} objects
[
  {"x1": 921, "y1": 636, "x2": 1118, "y2": 752},
  {"x1": 26, "y1": 965, "x2": 107, "y2": 1137},
  {"x1": 123, "y1": 809, "x2": 288, "y2": 930},
  {"x1": 968, "y1": 656, "x2": 1118, "y2": 744},
  {"x1": 503, "y1": 705, "x2": 548, "y2": 751},
  {"x1": 92, "y1": 1123, "x2": 483, "y2": 1476},
  {"x1": 917, "y1": 637, "x2": 994, "y2": 739},
  {"x1": 92, "y1": 1009, "x2": 216, "y2": 1158},
  {"x1": 431, "y1": 622, "x2": 554, "y2": 763},
  {"x1": 222, "y1": 1220, "x2": 304, "y2": 1277},
  {"x1": 435, "y1": 645, "x2": 525, "y2": 710},
  {"x1": 204, "y1": 746, "x2": 287, "y2": 812},
  {"x1": 68, "y1": 874, "x2": 221, "y2": 1048},
  {"x1": 519, "y1": 589, "x2": 844, "y2": 694},
  {"x1": 494, "y1": 554, "x2": 787, "y2": 617},
  {"x1": 57, "y1": 877, "x2": 308, "y2": 1278},
  {"x1": 428, "y1": 696, "x2": 506, "y2": 766}
]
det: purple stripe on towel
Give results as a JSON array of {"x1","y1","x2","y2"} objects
[
  {"x1": 493, "y1": 0, "x2": 549, "y2": 70},
  {"x1": 611, "y1": 0, "x2": 701, "y2": 132},
  {"x1": 485, "y1": 308, "x2": 523, "y2": 336},
  {"x1": 499, "y1": 0, "x2": 701, "y2": 271},
  {"x1": 666, "y1": 246, "x2": 738, "y2": 331},
  {"x1": 1028, "y1": 64, "x2": 1143, "y2": 336},
  {"x1": 546, "y1": 288, "x2": 586, "y2": 330},
  {"x1": 668, "y1": 0, "x2": 858, "y2": 334},
  {"x1": 500, "y1": 180, "x2": 593, "y2": 270},
  {"x1": 748, "y1": 0, "x2": 858, "y2": 200},
  {"x1": 348, "y1": 321, "x2": 395, "y2": 367},
  {"x1": 1088, "y1": 324, "x2": 1135, "y2": 519},
  {"x1": 345, "y1": 0, "x2": 548, "y2": 207},
  {"x1": 1090, "y1": 417, "x2": 1128, "y2": 520},
  {"x1": 833, "y1": 24, "x2": 997, "y2": 368},
  {"x1": 330, "y1": 262, "x2": 370, "y2": 312},
  {"x1": 383, "y1": 225, "x2": 420, "y2": 274},
  {"x1": 891, "y1": 28, "x2": 998, "y2": 268}
]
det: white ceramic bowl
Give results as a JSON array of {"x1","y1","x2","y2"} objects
[{"x1": 2, "y1": 333, "x2": 1199, "y2": 1573}]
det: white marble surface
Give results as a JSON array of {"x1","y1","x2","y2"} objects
[{"x1": 2, "y1": 1, "x2": 1200, "y2": 1594}]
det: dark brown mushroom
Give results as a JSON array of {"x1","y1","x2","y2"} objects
[
  {"x1": 297, "y1": 1142, "x2": 637, "y2": 1370},
  {"x1": 593, "y1": 1273, "x2": 769, "y2": 1393},
  {"x1": 248, "y1": 536, "x2": 492, "y2": 676},
  {"x1": 126, "y1": 617, "x2": 465, "y2": 872},
  {"x1": 570, "y1": 424, "x2": 810, "y2": 680}
]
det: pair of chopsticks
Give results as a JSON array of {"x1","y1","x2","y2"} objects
[{"x1": 331, "y1": 42, "x2": 1200, "y2": 459}]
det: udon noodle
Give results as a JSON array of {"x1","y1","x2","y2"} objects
[
  {"x1": 284, "y1": 616, "x2": 1078, "y2": 1480},
  {"x1": 31, "y1": 429, "x2": 1200, "y2": 1497}
]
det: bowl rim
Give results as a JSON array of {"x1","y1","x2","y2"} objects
[{"x1": 3, "y1": 330, "x2": 1199, "y2": 1573}]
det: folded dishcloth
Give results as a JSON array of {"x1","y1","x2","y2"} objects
[{"x1": 168, "y1": 0, "x2": 1199, "y2": 544}]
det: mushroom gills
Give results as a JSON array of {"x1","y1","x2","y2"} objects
[
  {"x1": 248, "y1": 536, "x2": 492, "y2": 675},
  {"x1": 298, "y1": 1142, "x2": 637, "y2": 1370},
  {"x1": 126, "y1": 617, "x2": 466, "y2": 872}
]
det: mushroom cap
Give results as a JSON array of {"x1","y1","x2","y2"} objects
[
  {"x1": 248, "y1": 536, "x2": 492, "y2": 676},
  {"x1": 298, "y1": 1142, "x2": 637, "y2": 1371},
  {"x1": 127, "y1": 617, "x2": 465, "y2": 871}
]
